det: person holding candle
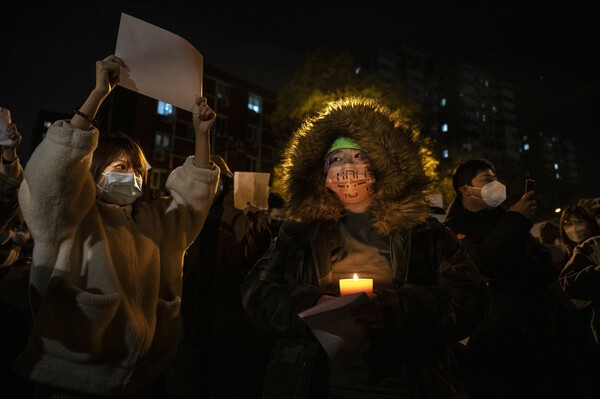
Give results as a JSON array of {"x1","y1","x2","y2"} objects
[
  {"x1": 11, "y1": 55, "x2": 220, "y2": 397},
  {"x1": 241, "y1": 97, "x2": 488, "y2": 399}
]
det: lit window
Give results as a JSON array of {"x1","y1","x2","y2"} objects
[
  {"x1": 556, "y1": 173, "x2": 560, "y2": 179},
  {"x1": 355, "y1": 67, "x2": 361, "y2": 74},
  {"x1": 157, "y1": 101, "x2": 173, "y2": 116},
  {"x1": 459, "y1": 92, "x2": 464, "y2": 97},
  {"x1": 554, "y1": 163, "x2": 559, "y2": 170},
  {"x1": 216, "y1": 82, "x2": 231, "y2": 106},
  {"x1": 481, "y1": 103, "x2": 485, "y2": 108},
  {"x1": 485, "y1": 80, "x2": 489, "y2": 87},
  {"x1": 440, "y1": 98, "x2": 446, "y2": 107},
  {"x1": 248, "y1": 94, "x2": 262, "y2": 114},
  {"x1": 441, "y1": 123, "x2": 448, "y2": 132},
  {"x1": 492, "y1": 105, "x2": 497, "y2": 112},
  {"x1": 443, "y1": 149, "x2": 449, "y2": 158},
  {"x1": 524, "y1": 143, "x2": 530, "y2": 151},
  {"x1": 482, "y1": 114, "x2": 486, "y2": 122}
]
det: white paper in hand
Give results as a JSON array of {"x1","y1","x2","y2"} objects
[
  {"x1": 115, "y1": 13, "x2": 204, "y2": 113},
  {"x1": 0, "y1": 107, "x2": 13, "y2": 146},
  {"x1": 298, "y1": 293, "x2": 370, "y2": 368}
]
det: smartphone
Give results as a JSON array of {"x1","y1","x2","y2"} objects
[{"x1": 524, "y1": 178, "x2": 536, "y2": 193}]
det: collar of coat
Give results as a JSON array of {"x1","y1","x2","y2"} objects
[{"x1": 281, "y1": 97, "x2": 430, "y2": 236}]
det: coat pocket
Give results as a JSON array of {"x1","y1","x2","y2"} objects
[{"x1": 34, "y1": 277, "x2": 122, "y2": 363}]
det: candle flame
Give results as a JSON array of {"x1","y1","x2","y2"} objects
[{"x1": 353, "y1": 273, "x2": 358, "y2": 280}]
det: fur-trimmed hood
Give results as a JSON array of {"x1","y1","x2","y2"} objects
[{"x1": 281, "y1": 97, "x2": 430, "y2": 235}]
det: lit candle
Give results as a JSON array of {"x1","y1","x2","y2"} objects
[{"x1": 339, "y1": 273, "x2": 373, "y2": 296}]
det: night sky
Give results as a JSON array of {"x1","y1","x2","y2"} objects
[{"x1": 2, "y1": 1, "x2": 599, "y2": 196}]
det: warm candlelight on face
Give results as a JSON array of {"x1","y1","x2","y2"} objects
[{"x1": 339, "y1": 273, "x2": 373, "y2": 296}]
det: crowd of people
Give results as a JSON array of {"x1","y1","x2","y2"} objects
[{"x1": 1, "y1": 55, "x2": 599, "y2": 399}]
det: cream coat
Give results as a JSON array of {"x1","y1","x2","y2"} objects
[{"x1": 12, "y1": 120, "x2": 219, "y2": 395}]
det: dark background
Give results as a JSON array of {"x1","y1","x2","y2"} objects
[{"x1": 1, "y1": 1, "x2": 598, "y2": 196}]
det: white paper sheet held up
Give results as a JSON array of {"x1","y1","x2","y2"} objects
[
  {"x1": 298, "y1": 293, "x2": 371, "y2": 368},
  {"x1": 0, "y1": 107, "x2": 13, "y2": 146},
  {"x1": 115, "y1": 13, "x2": 203, "y2": 113},
  {"x1": 233, "y1": 172, "x2": 270, "y2": 210}
]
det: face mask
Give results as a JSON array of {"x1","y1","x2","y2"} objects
[
  {"x1": 98, "y1": 172, "x2": 143, "y2": 206},
  {"x1": 564, "y1": 223, "x2": 591, "y2": 244},
  {"x1": 326, "y1": 164, "x2": 375, "y2": 204},
  {"x1": 469, "y1": 180, "x2": 506, "y2": 208}
]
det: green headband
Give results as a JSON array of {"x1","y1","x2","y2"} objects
[{"x1": 326, "y1": 137, "x2": 361, "y2": 156}]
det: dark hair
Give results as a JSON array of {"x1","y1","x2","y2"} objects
[
  {"x1": 268, "y1": 192, "x2": 285, "y2": 210},
  {"x1": 559, "y1": 205, "x2": 599, "y2": 255},
  {"x1": 90, "y1": 134, "x2": 148, "y2": 185},
  {"x1": 452, "y1": 158, "x2": 495, "y2": 198}
]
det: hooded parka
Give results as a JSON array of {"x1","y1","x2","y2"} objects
[{"x1": 241, "y1": 98, "x2": 488, "y2": 399}]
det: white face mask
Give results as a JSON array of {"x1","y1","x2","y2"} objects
[
  {"x1": 564, "y1": 223, "x2": 591, "y2": 244},
  {"x1": 325, "y1": 163, "x2": 375, "y2": 204},
  {"x1": 98, "y1": 172, "x2": 143, "y2": 206},
  {"x1": 469, "y1": 180, "x2": 507, "y2": 208}
]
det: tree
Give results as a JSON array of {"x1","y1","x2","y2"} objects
[
  {"x1": 270, "y1": 49, "x2": 420, "y2": 147},
  {"x1": 269, "y1": 48, "x2": 447, "y2": 202}
]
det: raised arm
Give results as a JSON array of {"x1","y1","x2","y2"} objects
[
  {"x1": 19, "y1": 55, "x2": 127, "y2": 242},
  {"x1": 71, "y1": 55, "x2": 127, "y2": 130},
  {"x1": 192, "y1": 96, "x2": 215, "y2": 166}
]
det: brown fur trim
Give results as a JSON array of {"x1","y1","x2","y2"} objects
[{"x1": 281, "y1": 97, "x2": 430, "y2": 235}]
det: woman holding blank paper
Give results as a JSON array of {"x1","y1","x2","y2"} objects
[
  {"x1": 242, "y1": 97, "x2": 489, "y2": 399},
  {"x1": 12, "y1": 55, "x2": 219, "y2": 397}
]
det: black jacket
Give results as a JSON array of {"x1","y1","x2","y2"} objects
[{"x1": 241, "y1": 98, "x2": 488, "y2": 398}]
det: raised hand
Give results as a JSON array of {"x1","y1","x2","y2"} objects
[
  {"x1": 193, "y1": 95, "x2": 216, "y2": 136},
  {"x1": 94, "y1": 55, "x2": 128, "y2": 98},
  {"x1": 509, "y1": 191, "x2": 537, "y2": 220}
]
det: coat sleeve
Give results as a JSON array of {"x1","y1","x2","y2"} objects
[
  {"x1": 240, "y1": 221, "x2": 333, "y2": 336},
  {"x1": 376, "y1": 223, "x2": 489, "y2": 346},
  {"x1": 560, "y1": 236, "x2": 600, "y2": 301},
  {"x1": 144, "y1": 157, "x2": 219, "y2": 252},
  {"x1": 18, "y1": 120, "x2": 98, "y2": 243}
]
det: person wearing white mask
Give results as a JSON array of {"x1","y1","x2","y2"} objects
[
  {"x1": 444, "y1": 158, "x2": 558, "y2": 399},
  {"x1": 12, "y1": 55, "x2": 220, "y2": 397},
  {"x1": 559, "y1": 205, "x2": 600, "y2": 263}
]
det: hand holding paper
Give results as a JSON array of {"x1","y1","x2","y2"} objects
[
  {"x1": 115, "y1": 13, "x2": 204, "y2": 113},
  {"x1": 298, "y1": 293, "x2": 372, "y2": 368},
  {"x1": 94, "y1": 55, "x2": 128, "y2": 99}
]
